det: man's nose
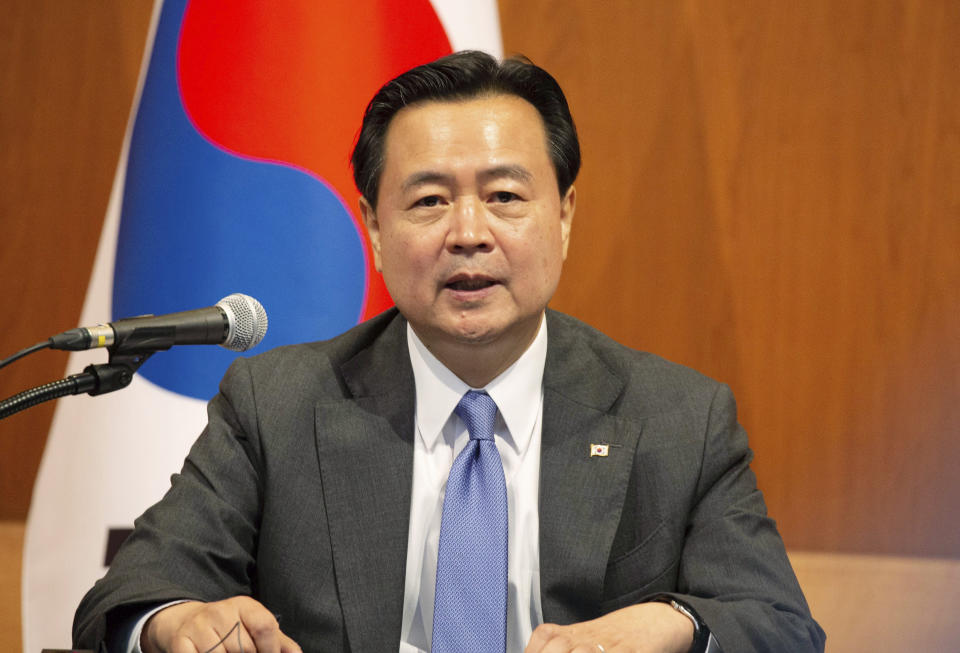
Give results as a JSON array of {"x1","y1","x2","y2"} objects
[{"x1": 446, "y1": 196, "x2": 493, "y2": 252}]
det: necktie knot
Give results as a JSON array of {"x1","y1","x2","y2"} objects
[{"x1": 454, "y1": 390, "x2": 497, "y2": 442}]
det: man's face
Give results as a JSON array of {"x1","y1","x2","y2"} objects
[{"x1": 360, "y1": 94, "x2": 574, "y2": 360}]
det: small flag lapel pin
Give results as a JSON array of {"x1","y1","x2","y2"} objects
[{"x1": 590, "y1": 443, "x2": 610, "y2": 457}]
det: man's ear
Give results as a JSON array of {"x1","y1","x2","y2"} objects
[
  {"x1": 359, "y1": 196, "x2": 383, "y2": 272},
  {"x1": 560, "y1": 185, "x2": 575, "y2": 260}
]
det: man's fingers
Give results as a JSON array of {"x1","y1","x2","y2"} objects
[
  {"x1": 146, "y1": 596, "x2": 301, "y2": 653},
  {"x1": 525, "y1": 621, "x2": 629, "y2": 653},
  {"x1": 525, "y1": 604, "x2": 694, "y2": 653},
  {"x1": 238, "y1": 599, "x2": 284, "y2": 652},
  {"x1": 165, "y1": 633, "x2": 199, "y2": 653},
  {"x1": 170, "y1": 619, "x2": 255, "y2": 653},
  {"x1": 208, "y1": 619, "x2": 257, "y2": 653},
  {"x1": 279, "y1": 630, "x2": 304, "y2": 653},
  {"x1": 525, "y1": 622, "x2": 552, "y2": 652},
  {"x1": 526, "y1": 623, "x2": 574, "y2": 653}
]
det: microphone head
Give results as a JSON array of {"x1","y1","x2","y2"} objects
[{"x1": 217, "y1": 294, "x2": 268, "y2": 352}]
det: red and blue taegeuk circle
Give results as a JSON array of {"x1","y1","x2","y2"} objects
[{"x1": 113, "y1": 0, "x2": 451, "y2": 398}]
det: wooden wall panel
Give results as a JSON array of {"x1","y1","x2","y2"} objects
[
  {"x1": 498, "y1": 0, "x2": 960, "y2": 556},
  {"x1": 0, "y1": 1, "x2": 154, "y2": 519},
  {"x1": 1, "y1": 1, "x2": 958, "y2": 561},
  {"x1": 789, "y1": 551, "x2": 960, "y2": 650}
]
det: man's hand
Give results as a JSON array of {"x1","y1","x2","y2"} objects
[
  {"x1": 525, "y1": 602, "x2": 694, "y2": 653},
  {"x1": 141, "y1": 596, "x2": 302, "y2": 653}
]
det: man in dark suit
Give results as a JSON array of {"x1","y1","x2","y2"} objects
[{"x1": 74, "y1": 52, "x2": 824, "y2": 653}]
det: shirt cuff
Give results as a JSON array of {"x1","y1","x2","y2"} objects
[{"x1": 119, "y1": 599, "x2": 190, "y2": 653}]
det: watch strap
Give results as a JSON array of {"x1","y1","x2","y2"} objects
[{"x1": 648, "y1": 595, "x2": 716, "y2": 653}]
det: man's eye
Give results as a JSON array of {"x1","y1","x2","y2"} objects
[
  {"x1": 492, "y1": 191, "x2": 518, "y2": 203},
  {"x1": 414, "y1": 195, "x2": 442, "y2": 208}
]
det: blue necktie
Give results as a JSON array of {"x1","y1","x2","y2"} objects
[{"x1": 431, "y1": 390, "x2": 508, "y2": 653}]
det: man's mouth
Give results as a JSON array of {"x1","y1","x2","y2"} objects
[{"x1": 445, "y1": 276, "x2": 498, "y2": 291}]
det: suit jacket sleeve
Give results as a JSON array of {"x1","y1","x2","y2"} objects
[
  {"x1": 72, "y1": 356, "x2": 267, "y2": 647},
  {"x1": 653, "y1": 383, "x2": 825, "y2": 651},
  {"x1": 73, "y1": 310, "x2": 408, "y2": 651}
]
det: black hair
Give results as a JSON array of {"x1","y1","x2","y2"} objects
[{"x1": 351, "y1": 50, "x2": 580, "y2": 208}]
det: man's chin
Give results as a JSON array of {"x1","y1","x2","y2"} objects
[
  {"x1": 407, "y1": 308, "x2": 541, "y2": 353},
  {"x1": 440, "y1": 313, "x2": 541, "y2": 350},
  {"x1": 444, "y1": 322, "x2": 502, "y2": 345},
  {"x1": 425, "y1": 313, "x2": 511, "y2": 348}
]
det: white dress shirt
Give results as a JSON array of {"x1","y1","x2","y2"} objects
[{"x1": 399, "y1": 317, "x2": 547, "y2": 653}]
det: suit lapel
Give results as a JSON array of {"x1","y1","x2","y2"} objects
[
  {"x1": 315, "y1": 312, "x2": 416, "y2": 652},
  {"x1": 539, "y1": 312, "x2": 643, "y2": 624}
]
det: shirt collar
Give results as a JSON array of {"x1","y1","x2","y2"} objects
[{"x1": 407, "y1": 315, "x2": 548, "y2": 453}]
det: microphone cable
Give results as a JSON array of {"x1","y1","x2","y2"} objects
[{"x1": 0, "y1": 340, "x2": 52, "y2": 372}]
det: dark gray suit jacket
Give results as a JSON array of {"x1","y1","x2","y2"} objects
[{"x1": 73, "y1": 309, "x2": 824, "y2": 651}]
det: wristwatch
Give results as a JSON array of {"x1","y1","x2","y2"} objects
[{"x1": 649, "y1": 595, "x2": 720, "y2": 653}]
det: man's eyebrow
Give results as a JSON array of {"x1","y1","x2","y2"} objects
[
  {"x1": 400, "y1": 165, "x2": 534, "y2": 193},
  {"x1": 401, "y1": 171, "x2": 453, "y2": 192},
  {"x1": 477, "y1": 165, "x2": 534, "y2": 185}
]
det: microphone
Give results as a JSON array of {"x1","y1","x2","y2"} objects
[{"x1": 49, "y1": 293, "x2": 268, "y2": 354}]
